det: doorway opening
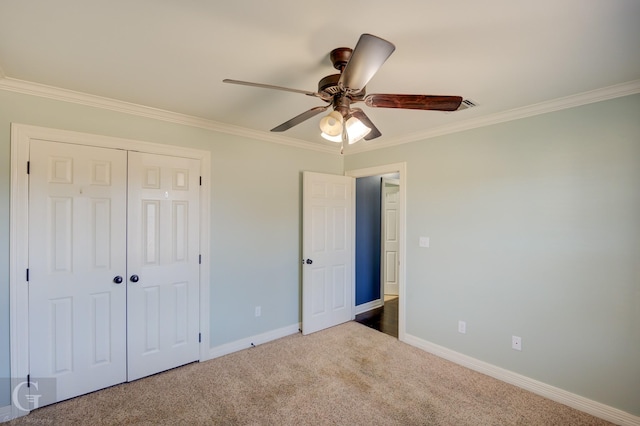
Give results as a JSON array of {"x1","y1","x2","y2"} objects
[{"x1": 346, "y1": 163, "x2": 406, "y2": 341}]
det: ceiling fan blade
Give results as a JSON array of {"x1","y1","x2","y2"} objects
[
  {"x1": 364, "y1": 94, "x2": 463, "y2": 111},
  {"x1": 271, "y1": 105, "x2": 330, "y2": 132},
  {"x1": 223, "y1": 79, "x2": 320, "y2": 98},
  {"x1": 338, "y1": 34, "x2": 395, "y2": 92},
  {"x1": 351, "y1": 108, "x2": 382, "y2": 140}
]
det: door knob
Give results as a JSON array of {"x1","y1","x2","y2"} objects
[
  {"x1": 113, "y1": 276, "x2": 123, "y2": 284},
  {"x1": 129, "y1": 274, "x2": 139, "y2": 283},
  {"x1": 305, "y1": 259, "x2": 313, "y2": 265}
]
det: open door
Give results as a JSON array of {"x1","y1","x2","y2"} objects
[
  {"x1": 382, "y1": 178, "x2": 400, "y2": 296},
  {"x1": 302, "y1": 171, "x2": 354, "y2": 335}
]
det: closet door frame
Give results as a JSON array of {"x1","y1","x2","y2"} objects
[{"x1": 9, "y1": 123, "x2": 211, "y2": 419}]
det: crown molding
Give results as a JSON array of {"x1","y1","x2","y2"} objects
[
  {"x1": 2, "y1": 75, "x2": 638, "y2": 156},
  {"x1": 0, "y1": 76, "x2": 338, "y2": 154},
  {"x1": 346, "y1": 79, "x2": 640, "y2": 154}
]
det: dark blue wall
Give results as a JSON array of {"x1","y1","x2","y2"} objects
[{"x1": 355, "y1": 176, "x2": 381, "y2": 305}]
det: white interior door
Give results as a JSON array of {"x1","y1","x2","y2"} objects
[
  {"x1": 126, "y1": 152, "x2": 201, "y2": 381},
  {"x1": 382, "y1": 178, "x2": 400, "y2": 296},
  {"x1": 28, "y1": 140, "x2": 128, "y2": 403},
  {"x1": 302, "y1": 171, "x2": 354, "y2": 335}
]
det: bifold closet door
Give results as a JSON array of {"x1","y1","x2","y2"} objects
[
  {"x1": 28, "y1": 143, "x2": 202, "y2": 405},
  {"x1": 126, "y1": 152, "x2": 201, "y2": 381},
  {"x1": 28, "y1": 140, "x2": 128, "y2": 403}
]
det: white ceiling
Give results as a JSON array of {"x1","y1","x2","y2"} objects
[{"x1": 1, "y1": 1, "x2": 639, "y2": 152}]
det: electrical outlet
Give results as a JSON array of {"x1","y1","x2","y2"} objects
[
  {"x1": 458, "y1": 320, "x2": 466, "y2": 334},
  {"x1": 512, "y1": 335, "x2": 522, "y2": 351},
  {"x1": 255, "y1": 306, "x2": 261, "y2": 317}
]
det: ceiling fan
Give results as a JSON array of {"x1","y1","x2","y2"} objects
[{"x1": 223, "y1": 33, "x2": 465, "y2": 146}]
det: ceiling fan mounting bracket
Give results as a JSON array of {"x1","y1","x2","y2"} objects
[{"x1": 329, "y1": 47, "x2": 352, "y2": 71}]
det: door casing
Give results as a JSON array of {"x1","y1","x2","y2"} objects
[{"x1": 9, "y1": 123, "x2": 211, "y2": 418}]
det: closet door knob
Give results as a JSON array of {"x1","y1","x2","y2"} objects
[
  {"x1": 113, "y1": 276, "x2": 123, "y2": 284},
  {"x1": 129, "y1": 274, "x2": 139, "y2": 283}
]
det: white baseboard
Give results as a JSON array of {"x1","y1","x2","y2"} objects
[
  {"x1": 1, "y1": 404, "x2": 14, "y2": 423},
  {"x1": 355, "y1": 298, "x2": 383, "y2": 315},
  {"x1": 207, "y1": 323, "x2": 301, "y2": 360},
  {"x1": 403, "y1": 333, "x2": 640, "y2": 426}
]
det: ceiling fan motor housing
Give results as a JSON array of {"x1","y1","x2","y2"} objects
[{"x1": 318, "y1": 74, "x2": 342, "y2": 95}]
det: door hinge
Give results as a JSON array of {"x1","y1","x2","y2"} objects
[
  {"x1": 198, "y1": 333, "x2": 201, "y2": 343},
  {"x1": 27, "y1": 161, "x2": 30, "y2": 174},
  {"x1": 27, "y1": 374, "x2": 30, "y2": 388},
  {"x1": 26, "y1": 268, "x2": 29, "y2": 282},
  {"x1": 199, "y1": 254, "x2": 201, "y2": 265}
]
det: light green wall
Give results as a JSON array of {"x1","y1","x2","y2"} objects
[
  {"x1": 345, "y1": 94, "x2": 640, "y2": 416},
  {"x1": 2, "y1": 88, "x2": 638, "y2": 416},
  {"x1": 0, "y1": 89, "x2": 343, "y2": 406}
]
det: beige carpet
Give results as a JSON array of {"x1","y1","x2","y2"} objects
[{"x1": 9, "y1": 322, "x2": 612, "y2": 425}]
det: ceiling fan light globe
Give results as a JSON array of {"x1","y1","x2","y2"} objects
[
  {"x1": 319, "y1": 111, "x2": 344, "y2": 136},
  {"x1": 321, "y1": 132, "x2": 343, "y2": 143},
  {"x1": 345, "y1": 116, "x2": 371, "y2": 144}
]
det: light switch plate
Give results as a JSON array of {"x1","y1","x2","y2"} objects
[{"x1": 419, "y1": 237, "x2": 430, "y2": 248}]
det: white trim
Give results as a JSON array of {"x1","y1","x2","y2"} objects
[
  {"x1": 350, "y1": 176, "x2": 357, "y2": 321},
  {"x1": 0, "y1": 77, "x2": 336, "y2": 154},
  {"x1": 2, "y1": 76, "x2": 638, "y2": 156},
  {"x1": 355, "y1": 298, "x2": 383, "y2": 315},
  {"x1": 346, "y1": 79, "x2": 640, "y2": 154},
  {"x1": 9, "y1": 124, "x2": 30, "y2": 421},
  {"x1": 0, "y1": 404, "x2": 12, "y2": 422},
  {"x1": 346, "y1": 163, "x2": 407, "y2": 342},
  {"x1": 198, "y1": 148, "x2": 212, "y2": 362},
  {"x1": 207, "y1": 323, "x2": 300, "y2": 360},
  {"x1": 9, "y1": 123, "x2": 212, "y2": 416},
  {"x1": 404, "y1": 333, "x2": 640, "y2": 426}
]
